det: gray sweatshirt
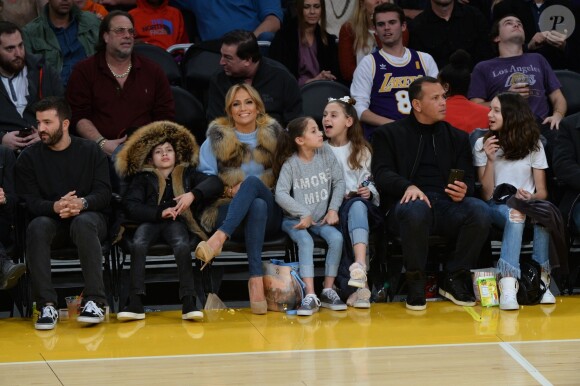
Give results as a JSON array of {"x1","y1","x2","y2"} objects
[{"x1": 275, "y1": 143, "x2": 345, "y2": 222}]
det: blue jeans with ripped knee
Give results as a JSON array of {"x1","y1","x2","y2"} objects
[{"x1": 488, "y1": 201, "x2": 550, "y2": 278}]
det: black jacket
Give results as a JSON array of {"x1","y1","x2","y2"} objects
[
  {"x1": 0, "y1": 146, "x2": 17, "y2": 220},
  {"x1": 0, "y1": 53, "x2": 64, "y2": 142},
  {"x1": 371, "y1": 113, "x2": 475, "y2": 212},
  {"x1": 269, "y1": 17, "x2": 341, "y2": 83},
  {"x1": 123, "y1": 166, "x2": 223, "y2": 225},
  {"x1": 552, "y1": 113, "x2": 580, "y2": 231}
]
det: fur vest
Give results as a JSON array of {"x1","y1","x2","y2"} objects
[
  {"x1": 199, "y1": 116, "x2": 281, "y2": 232},
  {"x1": 115, "y1": 120, "x2": 210, "y2": 240}
]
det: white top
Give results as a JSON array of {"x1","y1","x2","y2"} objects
[
  {"x1": 327, "y1": 141, "x2": 380, "y2": 206},
  {"x1": 1, "y1": 67, "x2": 29, "y2": 117},
  {"x1": 325, "y1": 0, "x2": 356, "y2": 36},
  {"x1": 350, "y1": 48, "x2": 438, "y2": 119},
  {"x1": 473, "y1": 137, "x2": 548, "y2": 194}
]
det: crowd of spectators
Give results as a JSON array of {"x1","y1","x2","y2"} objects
[{"x1": 0, "y1": 0, "x2": 580, "y2": 327}]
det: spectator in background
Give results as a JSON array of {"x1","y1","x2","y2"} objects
[
  {"x1": 408, "y1": 0, "x2": 492, "y2": 69},
  {"x1": 67, "y1": 11, "x2": 174, "y2": 158},
  {"x1": 269, "y1": 0, "x2": 340, "y2": 87},
  {"x1": 553, "y1": 115, "x2": 580, "y2": 237},
  {"x1": 22, "y1": 0, "x2": 101, "y2": 85},
  {"x1": 438, "y1": 49, "x2": 489, "y2": 134},
  {"x1": 338, "y1": 0, "x2": 400, "y2": 84},
  {"x1": 169, "y1": 0, "x2": 283, "y2": 42},
  {"x1": 0, "y1": 145, "x2": 26, "y2": 291},
  {"x1": 206, "y1": 29, "x2": 302, "y2": 127},
  {"x1": 129, "y1": 0, "x2": 188, "y2": 50},
  {"x1": 492, "y1": 0, "x2": 574, "y2": 70},
  {"x1": 73, "y1": 0, "x2": 108, "y2": 20},
  {"x1": 0, "y1": 21, "x2": 63, "y2": 152},
  {"x1": 468, "y1": 15, "x2": 567, "y2": 133},
  {"x1": 0, "y1": 0, "x2": 45, "y2": 27},
  {"x1": 350, "y1": 3, "x2": 437, "y2": 138},
  {"x1": 324, "y1": 0, "x2": 356, "y2": 36}
]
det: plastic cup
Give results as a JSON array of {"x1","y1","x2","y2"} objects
[{"x1": 65, "y1": 296, "x2": 81, "y2": 317}]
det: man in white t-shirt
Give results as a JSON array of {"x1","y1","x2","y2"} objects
[{"x1": 350, "y1": 3, "x2": 438, "y2": 138}]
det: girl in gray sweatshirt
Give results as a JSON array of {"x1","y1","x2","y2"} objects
[{"x1": 274, "y1": 117, "x2": 346, "y2": 316}]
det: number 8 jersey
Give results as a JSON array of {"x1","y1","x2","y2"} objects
[{"x1": 368, "y1": 48, "x2": 431, "y2": 121}]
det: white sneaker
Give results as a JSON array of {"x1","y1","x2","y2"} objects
[
  {"x1": 499, "y1": 277, "x2": 519, "y2": 311},
  {"x1": 348, "y1": 262, "x2": 367, "y2": 288},
  {"x1": 540, "y1": 271, "x2": 556, "y2": 304},
  {"x1": 346, "y1": 288, "x2": 371, "y2": 309}
]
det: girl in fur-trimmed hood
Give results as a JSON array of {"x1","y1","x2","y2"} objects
[
  {"x1": 114, "y1": 120, "x2": 223, "y2": 322},
  {"x1": 195, "y1": 84, "x2": 283, "y2": 315}
]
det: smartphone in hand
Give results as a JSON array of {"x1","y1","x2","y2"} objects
[
  {"x1": 448, "y1": 169, "x2": 465, "y2": 185},
  {"x1": 17, "y1": 127, "x2": 34, "y2": 138}
]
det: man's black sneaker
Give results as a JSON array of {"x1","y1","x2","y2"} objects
[
  {"x1": 439, "y1": 270, "x2": 476, "y2": 306},
  {"x1": 78, "y1": 300, "x2": 106, "y2": 324},
  {"x1": 182, "y1": 296, "x2": 203, "y2": 320},
  {"x1": 117, "y1": 294, "x2": 145, "y2": 321},
  {"x1": 35, "y1": 305, "x2": 58, "y2": 330},
  {"x1": 0, "y1": 259, "x2": 26, "y2": 290},
  {"x1": 406, "y1": 271, "x2": 427, "y2": 311}
]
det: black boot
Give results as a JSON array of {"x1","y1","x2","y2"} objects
[
  {"x1": 439, "y1": 270, "x2": 476, "y2": 306},
  {"x1": 182, "y1": 295, "x2": 203, "y2": 321},
  {"x1": 117, "y1": 294, "x2": 145, "y2": 321},
  {"x1": 405, "y1": 271, "x2": 426, "y2": 311}
]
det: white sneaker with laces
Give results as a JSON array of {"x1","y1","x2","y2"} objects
[
  {"x1": 540, "y1": 271, "x2": 556, "y2": 304},
  {"x1": 499, "y1": 277, "x2": 519, "y2": 311},
  {"x1": 77, "y1": 300, "x2": 105, "y2": 324}
]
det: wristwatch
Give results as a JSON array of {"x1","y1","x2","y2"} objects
[{"x1": 80, "y1": 197, "x2": 88, "y2": 211}]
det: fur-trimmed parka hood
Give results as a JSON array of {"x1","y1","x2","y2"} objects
[{"x1": 115, "y1": 121, "x2": 199, "y2": 177}]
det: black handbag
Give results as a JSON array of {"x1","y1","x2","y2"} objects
[{"x1": 516, "y1": 258, "x2": 547, "y2": 305}]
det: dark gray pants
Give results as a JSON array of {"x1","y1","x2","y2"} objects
[{"x1": 26, "y1": 212, "x2": 108, "y2": 307}]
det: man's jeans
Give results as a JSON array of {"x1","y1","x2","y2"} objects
[
  {"x1": 26, "y1": 212, "x2": 108, "y2": 306},
  {"x1": 387, "y1": 192, "x2": 491, "y2": 273}
]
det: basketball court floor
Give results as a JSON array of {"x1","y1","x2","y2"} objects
[{"x1": 1, "y1": 296, "x2": 580, "y2": 385}]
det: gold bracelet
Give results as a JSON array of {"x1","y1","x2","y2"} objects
[{"x1": 99, "y1": 139, "x2": 107, "y2": 150}]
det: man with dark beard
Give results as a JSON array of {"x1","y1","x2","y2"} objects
[
  {"x1": 408, "y1": 0, "x2": 492, "y2": 68},
  {"x1": 15, "y1": 96, "x2": 112, "y2": 330},
  {"x1": 0, "y1": 21, "x2": 63, "y2": 152}
]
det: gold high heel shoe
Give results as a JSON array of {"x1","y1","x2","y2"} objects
[{"x1": 195, "y1": 241, "x2": 222, "y2": 270}]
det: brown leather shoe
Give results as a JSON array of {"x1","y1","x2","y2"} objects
[{"x1": 248, "y1": 276, "x2": 267, "y2": 314}]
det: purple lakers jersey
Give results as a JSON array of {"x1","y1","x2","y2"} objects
[{"x1": 369, "y1": 49, "x2": 427, "y2": 121}]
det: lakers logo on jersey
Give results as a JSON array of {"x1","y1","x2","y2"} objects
[{"x1": 378, "y1": 74, "x2": 423, "y2": 93}]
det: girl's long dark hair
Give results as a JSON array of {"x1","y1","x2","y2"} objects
[
  {"x1": 273, "y1": 117, "x2": 313, "y2": 179},
  {"x1": 483, "y1": 92, "x2": 540, "y2": 160},
  {"x1": 326, "y1": 98, "x2": 371, "y2": 170}
]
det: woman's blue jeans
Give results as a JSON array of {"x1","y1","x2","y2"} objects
[
  {"x1": 215, "y1": 176, "x2": 282, "y2": 277},
  {"x1": 347, "y1": 200, "x2": 369, "y2": 247},
  {"x1": 281, "y1": 218, "x2": 343, "y2": 279},
  {"x1": 488, "y1": 201, "x2": 550, "y2": 278}
]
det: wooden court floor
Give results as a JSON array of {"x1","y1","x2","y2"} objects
[{"x1": 1, "y1": 297, "x2": 580, "y2": 385}]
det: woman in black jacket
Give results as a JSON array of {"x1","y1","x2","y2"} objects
[
  {"x1": 114, "y1": 120, "x2": 223, "y2": 322},
  {"x1": 269, "y1": 0, "x2": 341, "y2": 86}
]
